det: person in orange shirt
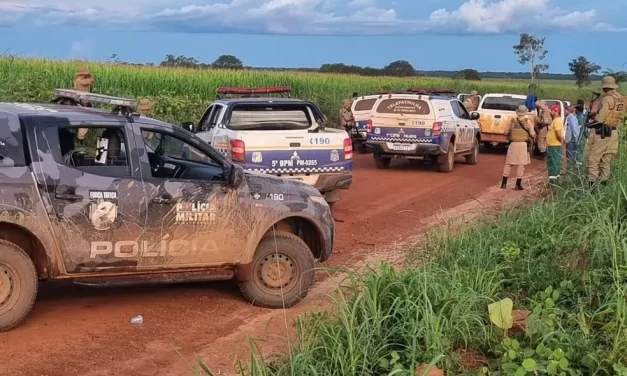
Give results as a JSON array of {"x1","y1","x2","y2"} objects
[{"x1": 546, "y1": 104, "x2": 565, "y2": 181}]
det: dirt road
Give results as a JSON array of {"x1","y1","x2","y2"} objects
[{"x1": 0, "y1": 151, "x2": 544, "y2": 376}]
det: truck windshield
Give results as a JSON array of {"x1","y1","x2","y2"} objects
[
  {"x1": 227, "y1": 104, "x2": 313, "y2": 131},
  {"x1": 480, "y1": 97, "x2": 524, "y2": 112}
]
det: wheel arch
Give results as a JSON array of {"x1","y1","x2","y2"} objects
[
  {"x1": 0, "y1": 222, "x2": 51, "y2": 279},
  {"x1": 235, "y1": 214, "x2": 327, "y2": 282}
]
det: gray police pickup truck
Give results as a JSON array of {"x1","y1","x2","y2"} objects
[{"x1": 0, "y1": 89, "x2": 335, "y2": 331}]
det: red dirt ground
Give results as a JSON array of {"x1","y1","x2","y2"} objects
[{"x1": 0, "y1": 150, "x2": 545, "y2": 376}]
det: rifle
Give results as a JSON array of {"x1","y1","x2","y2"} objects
[{"x1": 577, "y1": 91, "x2": 601, "y2": 145}]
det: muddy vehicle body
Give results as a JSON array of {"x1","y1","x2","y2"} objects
[{"x1": 0, "y1": 90, "x2": 335, "y2": 331}]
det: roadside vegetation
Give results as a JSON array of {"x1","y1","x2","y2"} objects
[
  {"x1": 195, "y1": 146, "x2": 627, "y2": 375},
  {"x1": 0, "y1": 57, "x2": 594, "y2": 126}
]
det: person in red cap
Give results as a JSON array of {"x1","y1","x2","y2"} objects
[{"x1": 545, "y1": 104, "x2": 565, "y2": 181}]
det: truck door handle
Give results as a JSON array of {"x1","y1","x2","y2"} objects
[
  {"x1": 55, "y1": 193, "x2": 83, "y2": 201},
  {"x1": 152, "y1": 194, "x2": 175, "y2": 204}
]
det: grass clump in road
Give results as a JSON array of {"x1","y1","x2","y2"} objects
[
  {"x1": 0, "y1": 57, "x2": 593, "y2": 126},
  {"x1": 196, "y1": 143, "x2": 627, "y2": 375}
]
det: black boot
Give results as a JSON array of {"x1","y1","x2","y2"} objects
[
  {"x1": 514, "y1": 178, "x2": 523, "y2": 190},
  {"x1": 500, "y1": 176, "x2": 508, "y2": 189}
]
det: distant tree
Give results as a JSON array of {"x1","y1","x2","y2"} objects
[
  {"x1": 382, "y1": 60, "x2": 415, "y2": 77},
  {"x1": 568, "y1": 56, "x2": 601, "y2": 87},
  {"x1": 453, "y1": 69, "x2": 481, "y2": 81},
  {"x1": 107, "y1": 53, "x2": 122, "y2": 64},
  {"x1": 513, "y1": 33, "x2": 549, "y2": 82},
  {"x1": 211, "y1": 55, "x2": 243, "y2": 70},
  {"x1": 160, "y1": 54, "x2": 201, "y2": 68},
  {"x1": 602, "y1": 69, "x2": 627, "y2": 85}
]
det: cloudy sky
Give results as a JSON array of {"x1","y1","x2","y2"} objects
[{"x1": 0, "y1": 0, "x2": 624, "y2": 73}]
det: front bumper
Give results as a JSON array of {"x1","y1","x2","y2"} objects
[{"x1": 365, "y1": 141, "x2": 444, "y2": 157}]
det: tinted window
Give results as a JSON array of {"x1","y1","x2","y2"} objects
[
  {"x1": 375, "y1": 99, "x2": 430, "y2": 115},
  {"x1": 480, "y1": 97, "x2": 524, "y2": 112},
  {"x1": 57, "y1": 126, "x2": 129, "y2": 167},
  {"x1": 452, "y1": 101, "x2": 470, "y2": 119},
  {"x1": 353, "y1": 98, "x2": 377, "y2": 112},
  {"x1": 227, "y1": 104, "x2": 312, "y2": 131}
]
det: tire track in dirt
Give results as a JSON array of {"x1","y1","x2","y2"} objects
[{"x1": 0, "y1": 150, "x2": 545, "y2": 376}]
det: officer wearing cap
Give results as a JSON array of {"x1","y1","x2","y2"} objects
[
  {"x1": 463, "y1": 90, "x2": 480, "y2": 112},
  {"x1": 501, "y1": 104, "x2": 536, "y2": 190},
  {"x1": 586, "y1": 75, "x2": 625, "y2": 185},
  {"x1": 74, "y1": 65, "x2": 94, "y2": 140}
]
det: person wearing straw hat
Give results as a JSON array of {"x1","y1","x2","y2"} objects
[
  {"x1": 546, "y1": 104, "x2": 565, "y2": 181},
  {"x1": 138, "y1": 98, "x2": 152, "y2": 117},
  {"x1": 73, "y1": 65, "x2": 95, "y2": 140},
  {"x1": 500, "y1": 104, "x2": 536, "y2": 190},
  {"x1": 586, "y1": 75, "x2": 625, "y2": 185},
  {"x1": 463, "y1": 90, "x2": 480, "y2": 112}
]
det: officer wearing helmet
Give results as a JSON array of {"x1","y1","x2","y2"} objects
[
  {"x1": 586, "y1": 75, "x2": 625, "y2": 185},
  {"x1": 463, "y1": 90, "x2": 480, "y2": 112}
]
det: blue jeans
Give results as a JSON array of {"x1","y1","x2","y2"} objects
[{"x1": 566, "y1": 140, "x2": 578, "y2": 163}]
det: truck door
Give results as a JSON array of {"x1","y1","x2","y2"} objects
[
  {"x1": 29, "y1": 120, "x2": 147, "y2": 274},
  {"x1": 451, "y1": 100, "x2": 473, "y2": 151},
  {"x1": 196, "y1": 104, "x2": 224, "y2": 146},
  {"x1": 134, "y1": 123, "x2": 251, "y2": 268}
]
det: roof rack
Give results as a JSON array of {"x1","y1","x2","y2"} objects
[
  {"x1": 406, "y1": 88, "x2": 457, "y2": 96},
  {"x1": 50, "y1": 89, "x2": 139, "y2": 116},
  {"x1": 215, "y1": 86, "x2": 292, "y2": 99}
]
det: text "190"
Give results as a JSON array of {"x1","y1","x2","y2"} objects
[{"x1": 309, "y1": 137, "x2": 331, "y2": 145}]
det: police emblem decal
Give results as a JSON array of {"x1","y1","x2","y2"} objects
[
  {"x1": 252, "y1": 152, "x2": 262, "y2": 163},
  {"x1": 374, "y1": 128, "x2": 381, "y2": 135},
  {"x1": 330, "y1": 149, "x2": 340, "y2": 162}
]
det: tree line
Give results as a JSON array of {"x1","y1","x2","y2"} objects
[{"x1": 105, "y1": 33, "x2": 625, "y2": 85}]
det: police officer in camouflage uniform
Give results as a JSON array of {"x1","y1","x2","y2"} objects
[
  {"x1": 586, "y1": 76, "x2": 625, "y2": 185},
  {"x1": 534, "y1": 99, "x2": 552, "y2": 159},
  {"x1": 74, "y1": 66, "x2": 95, "y2": 140},
  {"x1": 339, "y1": 99, "x2": 355, "y2": 133},
  {"x1": 463, "y1": 90, "x2": 480, "y2": 112},
  {"x1": 501, "y1": 105, "x2": 536, "y2": 190}
]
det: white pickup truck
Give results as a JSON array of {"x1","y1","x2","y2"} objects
[{"x1": 182, "y1": 87, "x2": 354, "y2": 208}]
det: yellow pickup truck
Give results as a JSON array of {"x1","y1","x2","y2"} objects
[{"x1": 470, "y1": 93, "x2": 538, "y2": 148}]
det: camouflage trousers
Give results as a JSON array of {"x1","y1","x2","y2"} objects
[
  {"x1": 536, "y1": 126, "x2": 548, "y2": 153},
  {"x1": 586, "y1": 130, "x2": 619, "y2": 183}
]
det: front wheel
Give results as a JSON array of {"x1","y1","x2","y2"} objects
[
  {"x1": 238, "y1": 231, "x2": 315, "y2": 308},
  {"x1": 465, "y1": 138, "x2": 479, "y2": 165},
  {"x1": 0, "y1": 240, "x2": 38, "y2": 332}
]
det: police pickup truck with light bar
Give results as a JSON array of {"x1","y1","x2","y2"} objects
[
  {"x1": 183, "y1": 86, "x2": 353, "y2": 210},
  {"x1": 365, "y1": 88, "x2": 481, "y2": 172},
  {"x1": 0, "y1": 89, "x2": 336, "y2": 332}
]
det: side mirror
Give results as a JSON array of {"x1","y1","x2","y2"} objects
[
  {"x1": 181, "y1": 121, "x2": 195, "y2": 133},
  {"x1": 470, "y1": 112, "x2": 480, "y2": 120},
  {"x1": 228, "y1": 164, "x2": 245, "y2": 187}
]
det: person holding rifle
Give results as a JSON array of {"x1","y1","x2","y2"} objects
[
  {"x1": 500, "y1": 105, "x2": 536, "y2": 190},
  {"x1": 585, "y1": 76, "x2": 625, "y2": 186}
]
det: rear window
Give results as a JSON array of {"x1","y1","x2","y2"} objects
[
  {"x1": 227, "y1": 104, "x2": 312, "y2": 131},
  {"x1": 353, "y1": 98, "x2": 377, "y2": 112},
  {"x1": 480, "y1": 97, "x2": 525, "y2": 112},
  {"x1": 375, "y1": 99, "x2": 430, "y2": 115}
]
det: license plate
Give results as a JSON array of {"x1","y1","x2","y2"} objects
[{"x1": 390, "y1": 143, "x2": 413, "y2": 151}]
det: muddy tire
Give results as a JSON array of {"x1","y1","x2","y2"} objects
[
  {"x1": 465, "y1": 137, "x2": 479, "y2": 165},
  {"x1": 438, "y1": 146, "x2": 455, "y2": 173},
  {"x1": 0, "y1": 240, "x2": 38, "y2": 332},
  {"x1": 374, "y1": 155, "x2": 391, "y2": 169},
  {"x1": 238, "y1": 231, "x2": 315, "y2": 308}
]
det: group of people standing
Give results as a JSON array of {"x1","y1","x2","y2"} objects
[{"x1": 501, "y1": 75, "x2": 624, "y2": 190}]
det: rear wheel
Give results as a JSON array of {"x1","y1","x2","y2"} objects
[
  {"x1": 356, "y1": 144, "x2": 368, "y2": 154},
  {"x1": 438, "y1": 146, "x2": 455, "y2": 173},
  {"x1": 238, "y1": 231, "x2": 315, "y2": 308},
  {"x1": 465, "y1": 138, "x2": 479, "y2": 165},
  {"x1": 482, "y1": 142, "x2": 493, "y2": 149},
  {"x1": 0, "y1": 240, "x2": 38, "y2": 332},
  {"x1": 374, "y1": 155, "x2": 391, "y2": 169}
]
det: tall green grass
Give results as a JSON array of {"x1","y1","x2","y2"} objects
[
  {"x1": 0, "y1": 57, "x2": 594, "y2": 125},
  {"x1": 194, "y1": 142, "x2": 627, "y2": 375}
]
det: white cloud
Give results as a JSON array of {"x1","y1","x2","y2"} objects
[
  {"x1": 0, "y1": 0, "x2": 624, "y2": 36},
  {"x1": 69, "y1": 40, "x2": 94, "y2": 58}
]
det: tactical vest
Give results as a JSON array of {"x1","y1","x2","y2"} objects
[
  {"x1": 603, "y1": 91, "x2": 625, "y2": 128},
  {"x1": 509, "y1": 119, "x2": 531, "y2": 142}
]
